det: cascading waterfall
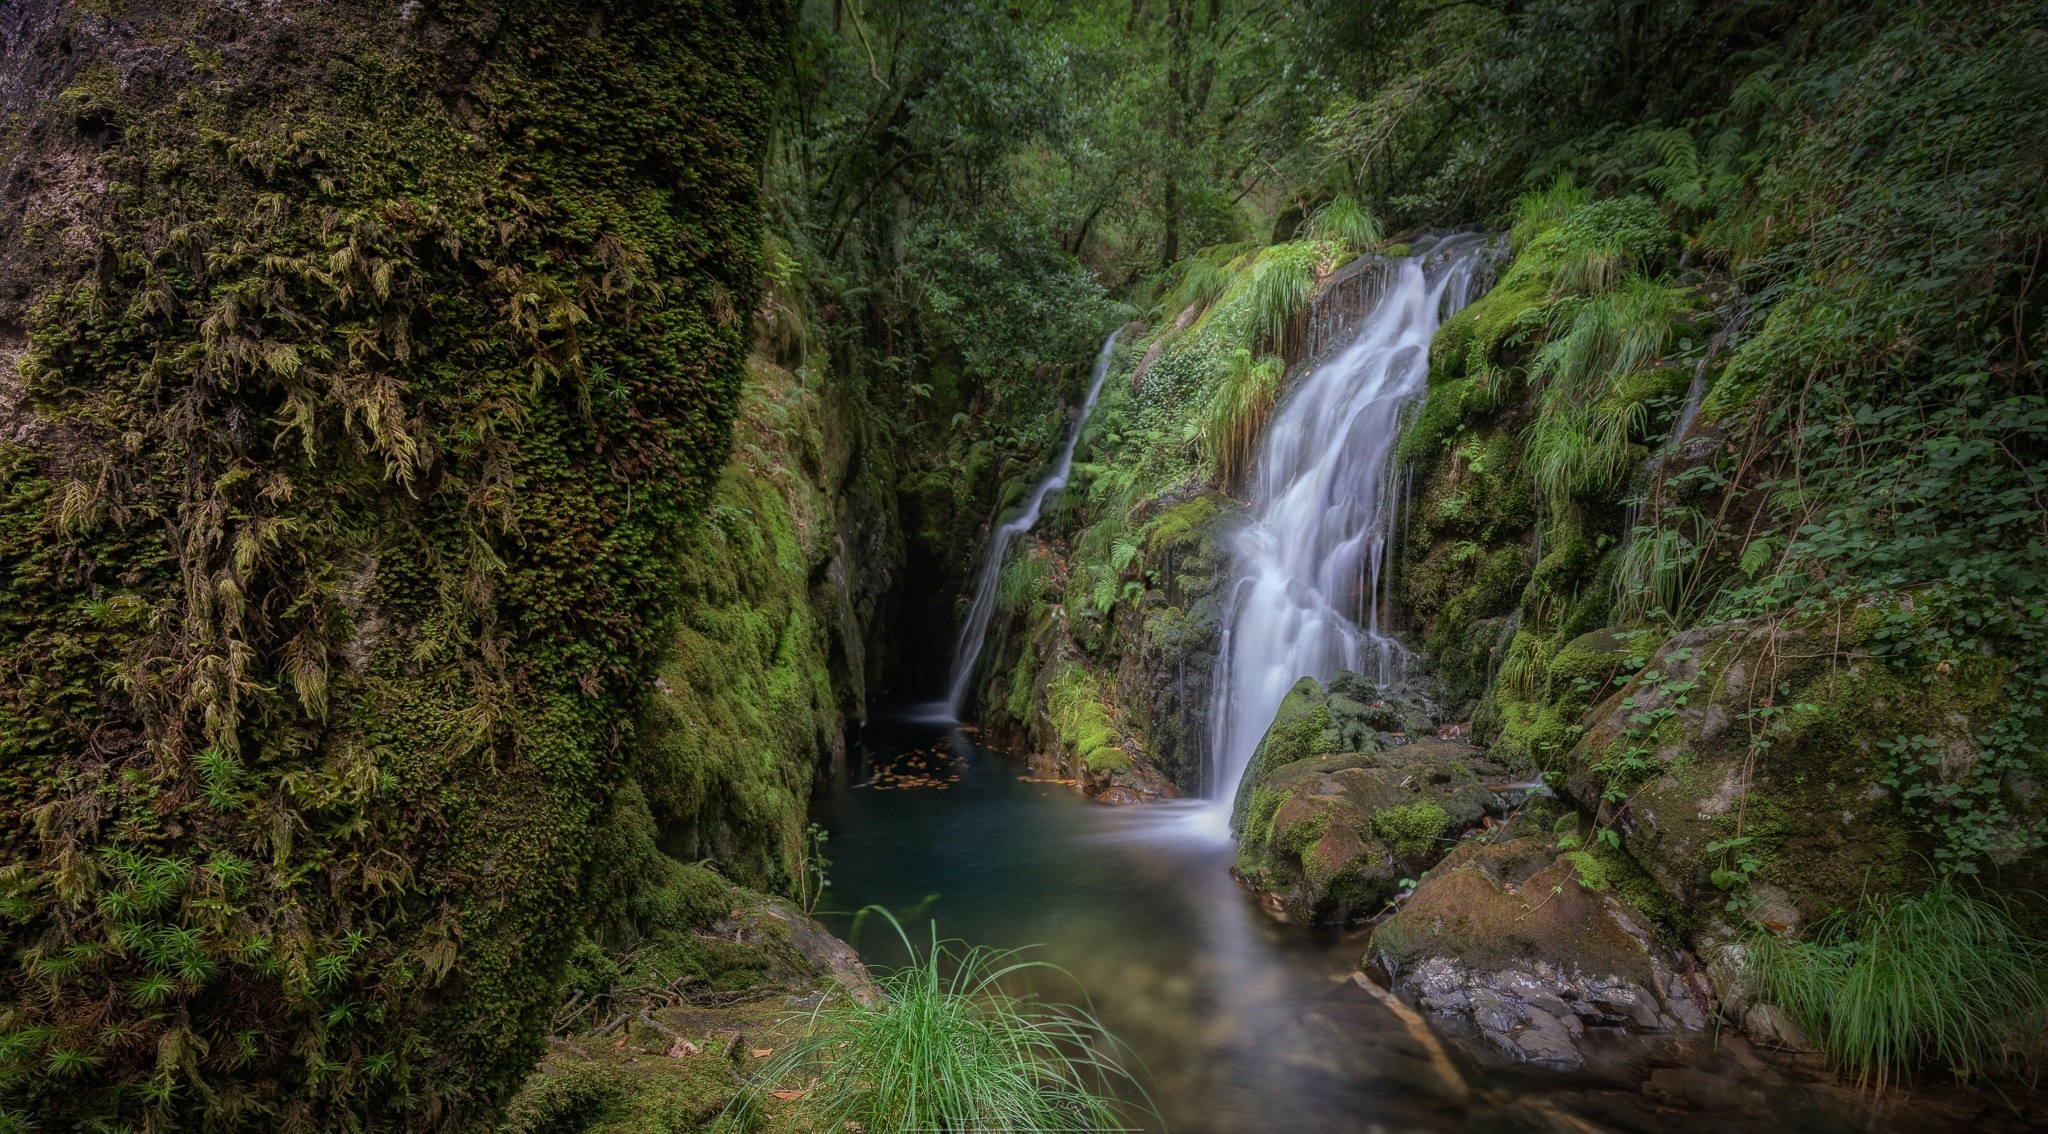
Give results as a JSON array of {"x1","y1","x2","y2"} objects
[
  {"x1": 1207, "y1": 237, "x2": 1490, "y2": 811},
  {"x1": 945, "y1": 330, "x2": 1122, "y2": 717}
]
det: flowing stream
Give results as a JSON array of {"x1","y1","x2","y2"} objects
[
  {"x1": 945, "y1": 330, "x2": 1122, "y2": 717},
  {"x1": 1207, "y1": 237, "x2": 1488, "y2": 805}
]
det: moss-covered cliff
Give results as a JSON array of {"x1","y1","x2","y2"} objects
[{"x1": 0, "y1": 2, "x2": 783, "y2": 1127}]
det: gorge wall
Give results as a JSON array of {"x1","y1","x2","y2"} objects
[{"x1": 0, "y1": 1, "x2": 789, "y2": 1126}]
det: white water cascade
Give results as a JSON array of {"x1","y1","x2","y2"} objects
[
  {"x1": 945, "y1": 330, "x2": 1122, "y2": 717},
  {"x1": 1207, "y1": 237, "x2": 1490, "y2": 810}
]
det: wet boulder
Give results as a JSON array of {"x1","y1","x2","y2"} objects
[
  {"x1": 1231, "y1": 672, "x2": 1511, "y2": 923},
  {"x1": 1366, "y1": 820, "x2": 1707, "y2": 1071}
]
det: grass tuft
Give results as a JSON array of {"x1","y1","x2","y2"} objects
[
  {"x1": 1750, "y1": 878, "x2": 2048, "y2": 1091},
  {"x1": 1202, "y1": 348, "x2": 1284, "y2": 491},
  {"x1": 727, "y1": 910, "x2": 1150, "y2": 1132},
  {"x1": 1305, "y1": 195, "x2": 1382, "y2": 250}
]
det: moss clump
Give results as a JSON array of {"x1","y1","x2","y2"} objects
[
  {"x1": 1275, "y1": 807, "x2": 1335, "y2": 858},
  {"x1": 0, "y1": 3, "x2": 783, "y2": 1128},
  {"x1": 1370, "y1": 801, "x2": 1450, "y2": 856},
  {"x1": 1046, "y1": 662, "x2": 1130, "y2": 775},
  {"x1": 632, "y1": 363, "x2": 848, "y2": 891}
]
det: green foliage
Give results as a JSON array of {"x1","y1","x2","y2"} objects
[
  {"x1": 0, "y1": 2, "x2": 781, "y2": 1126},
  {"x1": 1305, "y1": 195, "x2": 1382, "y2": 251},
  {"x1": 1045, "y1": 663, "x2": 1129, "y2": 776},
  {"x1": 1751, "y1": 880, "x2": 2048, "y2": 1090},
  {"x1": 729, "y1": 911, "x2": 1147, "y2": 1133},
  {"x1": 1201, "y1": 348, "x2": 1285, "y2": 488},
  {"x1": 1509, "y1": 174, "x2": 1591, "y2": 252},
  {"x1": 1370, "y1": 801, "x2": 1449, "y2": 856}
]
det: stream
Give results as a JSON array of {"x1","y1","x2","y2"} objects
[{"x1": 813, "y1": 713, "x2": 2015, "y2": 1134}]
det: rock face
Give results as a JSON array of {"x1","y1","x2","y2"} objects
[
  {"x1": 1368, "y1": 817, "x2": 1708, "y2": 1070},
  {"x1": 1557, "y1": 615, "x2": 2030, "y2": 930},
  {"x1": 1231, "y1": 670, "x2": 1510, "y2": 922},
  {"x1": 0, "y1": 2, "x2": 785, "y2": 1128}
]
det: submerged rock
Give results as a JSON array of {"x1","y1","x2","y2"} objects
[
  {"x1": 1231, "y1": 671, "x2": 1511, "y2": 922},
  {"x1": 1366, "y1": 819, "x2": 1707, "y2": 1070}
]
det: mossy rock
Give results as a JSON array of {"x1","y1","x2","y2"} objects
[
  {"x1": 1561, "y1": 617, "x2": 2029, "y2": 931},
  {"x1": 1231, "y1": 674, "x2": 1512, "y2": 923},
  {"x1": 1366, "y1": 827, "x2": 1700, "y2": 1055},
  {"x1": 0, "y1": 2, "x2": 785, "y2": 1127}
]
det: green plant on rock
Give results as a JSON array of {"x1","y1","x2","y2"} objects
[
  {"x1": 1370, "y1": 801, "x2": 1449, "y2": 856},
  {"x1": 728, "y1": 911, "x2": 1149, "y2": 1134},
  {"x1": 1751, "y1": 879, "x2": 2048, "y2": 1091},
  {"x1": 1304, "y1": 195, "x2": 1382, "y2": 251},
  {"x1": 1202, "y1": 347, "x2": 1285, "y2": 490}
]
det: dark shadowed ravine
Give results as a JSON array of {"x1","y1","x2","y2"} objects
[{"x1": 813, "y1": 710, "x2": 2016, "y2": 1134}]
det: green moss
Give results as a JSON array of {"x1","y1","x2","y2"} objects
[
  {"x1": 1236, "y1": 786, "x2": 1291, "y2": 873},
  {"x1": 1143, "y1": 494, "x2": 1223, "y2": 557},
  {"x1": 1046, "y1": 662, "x2": 1130, "y2": 775},
  {"x1": 1275, "y1": 807, "x2": 1334, "y2": 858},
  {"x1": 0, "y1": 3, "x2": 785, "y2": 1127},
  {"x1": 1370, "y1": 801, "x2": 1450, "y2": 856},
  {"x1": 634, "y1": 365, "x2": 846, "y2": 891}
]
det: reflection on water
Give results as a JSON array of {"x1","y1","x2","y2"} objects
[{"x1": 814, "y1": 711, "x2": 2032, "y2": 1134}]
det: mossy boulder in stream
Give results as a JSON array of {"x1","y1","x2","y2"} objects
[
  {"x1": 1231, "y1": 672, "x2": 1510, "y2": 922},
  {"x1": 1365, "y1": 812, "x2": 1706, "y2": 1071}
]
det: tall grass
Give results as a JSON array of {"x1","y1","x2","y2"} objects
[
  {"x1": 1305, "y1": 195, "x2": 1381, "y2": 250},
  {"x1": 1509, "y1": 173, "x2": 1590, "y2": 252},
  {"x1": 1750, "y1": 879, "x2": 2048, "y2": 1091},
  {"x1": 1154, "y1": 242, "x2": 1256, "y2": 328},
  {"x1": 728, "y1": 910, "x2": 1150, "y2": 1132},
  {"x1": 1202, "y1": 347, "x2": 1283, "y2": 490},
  {"x1": 1527, "y1": 277, "x2": 1679, "y2": 402},
  {"x1": 997, "y1": 550, "x2": 1047, "y2": 613},
  {"x1": 1521, "y1": 276, "x2": 1678, "y2": 512},
  {"x1": 1239, "y1": 243, "x2": 1321, "y2": 354}
]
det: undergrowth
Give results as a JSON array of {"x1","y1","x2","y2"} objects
[
  {"x1": 726, "y1": 910, "x2": 1149, "y2": 1134},
  {"x1": 1750, "y1": 879, "x2": 2047, "y2": 1091}
]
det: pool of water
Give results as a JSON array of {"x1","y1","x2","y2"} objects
[{"x1": 812, "y1": 709, "x2": 2032, "y2": 1134}]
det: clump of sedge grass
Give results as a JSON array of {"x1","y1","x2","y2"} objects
[
  {"x1": 1202, "y1": 347, "x2": 1283, "y2": 491},
  {"x1": 1750, "y1": 877, "x2": 2047, "y2": 1092},
  {"x1": 725, "y1": 909, "x2": 1151, "y2": 1132}
]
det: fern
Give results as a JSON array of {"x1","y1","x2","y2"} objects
[
  {"x1": 1108, "y1": 536, "x2": 1140, "y2": 574},
  {"x1": 1634, "y1": 126, "x2": 1705, "y2": 208}
]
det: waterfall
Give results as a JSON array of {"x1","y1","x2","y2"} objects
[
  {"x1": 945, "y1": 330, "x2": 1122, "y2": 717},
  {"x1": 1206, "y1": 237, "x2": 1490, "y2": 811}
]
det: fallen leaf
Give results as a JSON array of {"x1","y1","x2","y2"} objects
[
  {"x1": 667, "y1": 1037, "x2": 701, "y2": 1058},
  {"x1": 611, "y1": 1035, "x2": 628, "y2": 1049},
  {"x1": 750, "y1": 1047, "x2": 774, "y2": 1058},
  {"x1": 769, "y1": 1089, "x2": 807, "y2": 1101}
]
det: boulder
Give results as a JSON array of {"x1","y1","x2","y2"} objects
[
  {"x1": 1367, "y1": 821, "x2": 1707, "y2": 1070},
  {"x1": 1232, "y1": 671, "x2": 1512, "y2": 922},
  {"x1": 1559, "y1": 614, "x2": 2027, "y2": 928}
]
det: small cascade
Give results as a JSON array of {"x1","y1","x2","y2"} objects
[
  {"x1": 1207, "y1": 236, "x2": 1491, "y2": 809},
  {"x1": 944, "y1": 330, "x2": 1122, "y2": 717}
]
